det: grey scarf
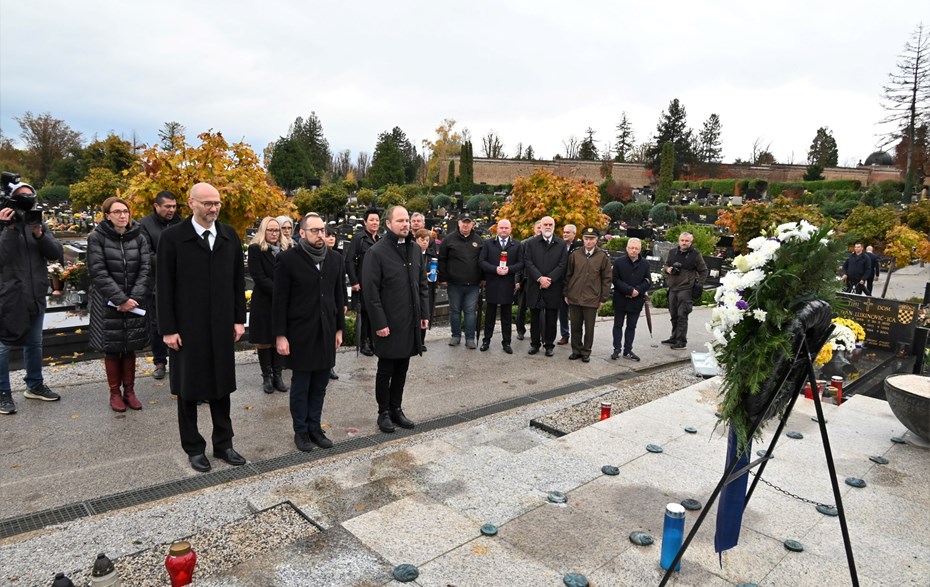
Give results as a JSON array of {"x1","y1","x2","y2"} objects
[{"x1": 298, "y1": 237, "x2": 328, "y2": 266}]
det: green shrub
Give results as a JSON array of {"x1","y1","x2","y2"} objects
[
  {"x1": 649, "y1": 203, "x2": 677, "y2": 225},
  {"x1": 698, "y1": 288, "x2": 717, "y2": 306},
  {"x1": 356, "y1": 188, "x2": 376, "y2": 206},
  {"x1": 820, "y1": 199, "x2": 858, "y2": 219},
  {"x1": 671, "y1": 180, "x2": 692, "y2": 190},
  {"x1": 664, "y1": 223, "x2": 717, "y2": 255},
  {"x1": 833, "y1": 189, "x2": 861, "y2": 203},
  {"x1": 432, "y1": 193, "x2": 452, "y2": 209},
  {"x1": 620, "y1": 203, "x2": 651, "y2": 224},
  {"x1": 602, "y1": 201, "x2": 624, "y2": 221},
  {"x1": 466, "y1": 194, "x2": 490, "y2": 212},
  {"x1": 406, "y1": 196, "x2": 430, "y2": 214},
  {"x1": 651, "y1": 288, "x2": 669, "y2": 308},
  {"x1": 378, "y1": 184, "x2": 405, "y2": 208},
  {"x1": 710, "y1": 179, "x2": 737, "y2": 195},
  {"x1": 750, "y1": 179, "x2": 768, "y2": 194},
  {"x1": 344, "y1": 312, "x2": 357, "y2": 347},
  {"x1": 603, "y1": 236, "x2": 629, "y2": 251},
  {"x1": 38, "y1": 185, "x2": 70, "y2": 205},
  {"x1": 597, "y1": 300, "x2": 614, "y2": 316}
]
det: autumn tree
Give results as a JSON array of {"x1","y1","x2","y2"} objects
[
  {"x1": 292, "y1": 183, "x2": 348, "y2": 219},
  {"x1": 69, "y1": 167, "x2": 129, "y2": 211},
  {"x1": 614, "y1": 112, "x2": 635, "y2": 163},
  {"x1": 481, "y1": 131, "x2": 504, "y2": 158},
  {"x1": 578, "y1": 128, "x2": 599, "y2": 161},
  {"x1": 15, "y1": 111, "x2": 82, "y2": 187},
  {"x1": 331, "y1": 149, "x2": 354, "y2": 180},
  {"x1": 646, "y1": 99, "x2": 695, "y2": 178},
  {"x1": 716, "y1": 198, "x2": 826, "y2": 252},
  {"x1": 838, "y1": 204, "x2": 901, "y2": 245},
  {"x1": 158, "y1": 121, "x2": 186, "y2": 150},
  {"x1": 697, "y1": 113, "x2": 723, "y2": 163},
  {"x1": 880, "y1": 23, "x2": 930, "y2": 198},
  {"x1": 368, "y1": 130, "x2": 406, "y2": 189},
  {"x1": 884, "y1": 224, "x2": 930, "y2": 267},
  {"x1": 0, "y1": 129, "x2": 29, "y2": 179},
  {"x1": 122, "y1": 131, "x2": 292, "y2": 237},
  {"x1": 496, "y1": 169, "x2": 608, "y2": 239},
  {"x1": 422, "y1": 118, "x2": 464, "y2": 184}
]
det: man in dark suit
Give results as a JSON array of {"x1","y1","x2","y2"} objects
[
  {"x1": 524, "y1": 216, "x2": 568, "y2": 356},
  {"x1": 158, "y1": 182, "x2": 247, "y2": 473},
  {"x1": 514, "y1": 220, "x2": 541, "y2": 340},
  {"x1": 362, "y1": 206, "x2": 430, "y2": 433},
  {"x1": 611, "y1": 237, "x2": 652, "y2": 361},
  {"x1": 865, "y1": 245, "x2": 880, "y2": 295},
  {"x1": 274, "y1": 213, "x2": 346, "y2": 452},
  {"x1": 345, "y1": 208, "x2": 380, "y2": 356},
  {"x1": 841, "y1": 242, "x2": 871, "y2": 295},
  {"x1": 478, "y1": 218, "x2": 525, "y2": 353},
  {"x1": 558, "y1": 224, "x2": 581, "y2": 345}
]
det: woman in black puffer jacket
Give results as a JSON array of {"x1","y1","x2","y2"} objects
[{"x1": 87, "y1": 197, "x2": 151, "y2": 412}]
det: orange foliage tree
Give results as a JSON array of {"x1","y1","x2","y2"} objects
[
  {"x1": 122, "y1": 131, "x2": 294, "y2": 237},
  {"x1": 716, "y1": 198, "x2": 825, "y2": 252},
  {"x1": 883, "y1": 225, "x2": 930, "y2": 268},
  {"x1": 496, "y1": 169, "x2": 608, "y2": 239}
]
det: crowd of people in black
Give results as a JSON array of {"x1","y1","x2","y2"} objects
[{"x1": 0, "y1": 182, "x2": 728, "y2": 473}]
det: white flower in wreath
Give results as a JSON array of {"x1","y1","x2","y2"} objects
[
  {"x1": 738, "y1": 268, "x2": 766, "y2": 290},
  {"x1": 829, "y1": 324, "x2": 856, "y2": 352},
  {"x1": 752, "y1": 309, "x2": 768, "y2": 322}
]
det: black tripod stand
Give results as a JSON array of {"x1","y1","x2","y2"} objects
[{"x1": 659, "y1": 330, "x2": 860, "y2": 586}]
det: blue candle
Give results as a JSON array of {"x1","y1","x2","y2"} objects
[{"x1": 660, "y1": 503, "x2": 686, "y2": 572}]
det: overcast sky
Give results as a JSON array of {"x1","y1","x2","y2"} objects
[{"x1": 1, "y1": 1, "x2": 926, "y2": 169}]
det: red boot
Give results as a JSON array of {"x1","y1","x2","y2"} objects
[
  {"x1": 121, "y1": 353, "x2": 142, "y2": 410},
  {"x1": 105, "y1": 355, "x2": 126, "y2": 412}
]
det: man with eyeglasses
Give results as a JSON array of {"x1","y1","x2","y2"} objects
[
  {"x1": 273, "y1": 213, "x2": 345, "y2": 452},
  {"x1": 139, "y1": 190, "x2": 182, "y2": 381},
  {"x1": 157, "y1": 182, "x2": 248, "y2": 473}
]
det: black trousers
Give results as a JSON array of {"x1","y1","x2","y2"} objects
[
  {"x1": 290, "y1": 369, "x2": 329, "y2": 434},
  {"x1": 375, "y1": 357, "x2": 410, "y2": 413},
  {"x1": 177, "y1": 395, "x2": 233, "y2": 456},
  {"x1": 148, "y1": 292, "x2": 167, "y2": 365},
  {"x1": 530, "y1": 307, "x2": 558, "y2": 349},
  {"x1": 515, "y1": 284, "x2": 528, "y2": 334},
  {"x1": 668, "y1": 288, "x2": 693, "y2": 344},
  {"x1": 483, "y1": 303, "x2": 513, "y2": 344}
]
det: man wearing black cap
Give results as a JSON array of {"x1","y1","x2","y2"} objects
[
  {"x1": 139, "y1": 190, "x2": 182, "y2": 380},
  {"x1": 564, "y1": 227, "x2": 611, "y2": 362},
  {"x1": 438, "y1": 214, "x2": 483, "y2": 349},
  {"x1": 0, "y1": 181, "x2": 64, "y2": 415}
]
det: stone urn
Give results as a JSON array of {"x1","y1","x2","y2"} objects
[{"x1": 884, "y1": 374, "x2": 930, "y2": 442}]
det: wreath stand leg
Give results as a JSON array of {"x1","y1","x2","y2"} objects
[{"x1": 659, "y1": 334, "x2": 860, "y2": 586}]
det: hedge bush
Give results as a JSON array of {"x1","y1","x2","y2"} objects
[
  {"x1": 620, "y1": 203, "x2": 651, "y2": 224},
  {"x1": 602, "y1": 201, "x2": 624, "y2": 221},
  {"x1": 649, "y1": 203, "x2": 678, "y2": 225},
  {"x1": 664, "y1": 223, "x2": 718, "y2": 255},
  {"x1": 432, "y1": 193, "x2": 452, "y2": 209},
  {"x1": 465, "y1": 194, "x2": 490, "y2": 212},
  {"x1": 603, "y1": 236, "x2": 629, "y2": 251},
  {"x1": 38, "y1": 185, "x2": 70, "y2": 205}
]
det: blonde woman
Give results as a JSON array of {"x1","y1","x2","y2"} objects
[{"x1": 249, "y1": 217, "x2": 290, "y2": 392}]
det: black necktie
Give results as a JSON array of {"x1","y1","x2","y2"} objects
[
  {"x1": 500, "y1": 239, "x2": 506, "y2": 248},
  {"x1": 202, "y1": 230, "x2": 211, "y2": 249}
]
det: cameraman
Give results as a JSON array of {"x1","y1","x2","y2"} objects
[
  {"x1": 0, "y1": 181, "x2": 64, "y2": 414},
  {"x1": 662, "y1": 232, "x2": 707, "y2": 350}
]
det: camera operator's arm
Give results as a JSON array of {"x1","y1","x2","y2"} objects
[
  {"x1": 33, "y1": 221, "x2": 63, "y2": 262},
  {"x1": 0, "y1": 210, "x2": 22, "y2": 265}
]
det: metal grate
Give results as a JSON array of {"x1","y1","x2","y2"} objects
[{"x1": 0, "y1": 502, "x2": 93, "y2": 540}]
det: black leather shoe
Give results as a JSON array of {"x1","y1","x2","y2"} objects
[
  {"x1": 390, "y1": 408, "x2": 415, "y2": 429},
  {"x1": 329, "y1": 368, "x2": 339, "y2": 380},
  {"x1": 528, "y1": 346, "x2": 540, "y2": 355},
  {"x1": 213, "y1": 448, "x2": 246, "y2": 466},
  {"x1": 480, "y1": 341, "x2": 490, "y2": 352},
  {"x1": 623, "y1": 352, "x2": 641, "y2": 362},
  {"x1": 189, "y1": 453, "x2": 211, "y2": 473},
  {"x1": 295, "y1": 432, "x2": 314, "y2": 452},
  {"x1": 671, "y1": 342, "x2": 687, "y2": 350},
  {"x1": 308, "y1": 428, "x2": 333, "y2": 448},
  {"x1": 545, "y1": 348, "x2": 554, "y2": 357},
  {"x1": 377, "y1": 412, "x2": 395, "y2": 433},
  {"x1": 516, "y1": 332, "x2": 525, "y2": 341},
  {"x1": 360, "y1": 344, "x2": 374, "y2": 357},
  {"x1": 581, "y1": 356, "x2": 590, "y2": 363},
  {"x1": 661, "y1": 338, "x2": 677, "y2": 346},
  {"x1": 153, "y1": 365, "x2": 167, "y2": 380},
  {"x1": 420, "y1": 345, "x2": 428, "y2": 352},
  {"x1": 568, "y1": 353, "x2": 581, "y2": 360},
  {"x1": 610, "y1": 350, "x2": 620, "y2": 360},
  {"x1": 502, "y1": 344, "x2": 513, "y2": 354}
]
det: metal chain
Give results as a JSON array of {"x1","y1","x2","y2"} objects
[{"x1": 749, "y1": 471, "x2": 835, "y2": 508}]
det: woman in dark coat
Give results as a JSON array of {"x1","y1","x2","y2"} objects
[
  {"x1": 324, "y1": 225, "x2": 345, "y2": 380},
  {"x1": 248, "y1": 217, "x2": 289, "y2": 393},
  {"x1": 87, "y1": 197, "x2": 151, "y2": 412}
]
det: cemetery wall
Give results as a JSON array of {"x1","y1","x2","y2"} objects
[{"x1": 444, "y1": 158, "x2": 904, "y2": 189}]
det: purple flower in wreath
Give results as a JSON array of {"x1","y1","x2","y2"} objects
[{"x1": 735, "y1": 300, "x2": 749, "y2": 311}]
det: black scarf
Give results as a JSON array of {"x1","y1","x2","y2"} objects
[{"x1": 298, "y1": 237, "x2": 328, "y2": 265}]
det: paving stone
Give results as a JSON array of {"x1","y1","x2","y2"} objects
[{"x1": 414, "y1": 535, "x2": 562, "y2": 586}]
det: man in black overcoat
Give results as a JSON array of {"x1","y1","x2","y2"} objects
[
  {"x1": 345, "y1": 208, "x2": 380, "y2": 356},
  {"x1": 841, "y1": 242, "x2": 871, "y2": 295},
  {"x1": 478, "y1": 218, "x2": 524, "y2": 353},
  {"x1": 274, "y1": 213, "x2": 345, "y2": 452},
  {"x1": 157, "y1": 183, "x2": 247, "y2": 473},
  {"x1": 611, "y1": 237, "x2": 652, "y2": 361},
  {"x1": 523, "y1": 216, "x2": 568, "y2": 356},
  {"x1": 362, "y1": 205, "x2": 430, "y2": 434}
]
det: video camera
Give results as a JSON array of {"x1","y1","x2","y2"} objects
[
  {"x1": 670, "y1": 262, "x2": 682, "y2": 275},
  {"x1": 0, "y1": 171, "x2": 43, "y2": 225}
]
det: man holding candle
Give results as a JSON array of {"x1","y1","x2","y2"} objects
[{"x1": 478, "y1": 219, "x2": 524, "y2": 353}]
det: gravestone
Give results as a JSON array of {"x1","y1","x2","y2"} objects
[
  {"x1": 838, "y1": 293, "x2": 919, "y2": 352},
  {"x1": 653, "y1": 241, "x2": 675, "y2": 262}
]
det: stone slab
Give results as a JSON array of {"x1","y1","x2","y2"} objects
[{"x1": 414, "y1": 535, "x2": 562, "y2": 586}]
